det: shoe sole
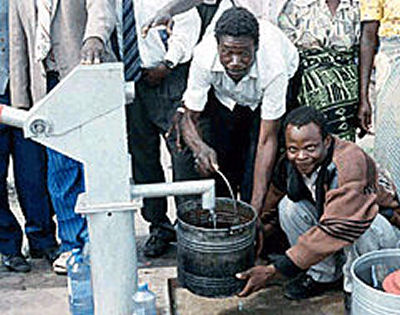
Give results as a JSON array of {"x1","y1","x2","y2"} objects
[
  {"x1": 53, "y1": 266, "x2": 67, "y2": 275},
  {"x1": 3, "y1": 264, "x2": 31, "y2": 273},
  {"x1": 284, "y1": 284, "x2": 342, "y2": 300},
  {"x1": 284, "y1": 292, "x2": 310, "y2": 300}
]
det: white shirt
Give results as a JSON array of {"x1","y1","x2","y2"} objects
[
  {"x1": 302, "y1": 167, "x2": 321, "y2": 201},
  {"x1": 183, "y1": 20, "x2": 299, "y2": 120},
  {"x1": 115, "y1": 0, "x2": 201, "y2": 68}
]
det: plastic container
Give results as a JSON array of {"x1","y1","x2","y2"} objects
[
  {"x1": 132, "y1": 283, "x2": 157, "y2": 315},
  {"x1": 351, "y1": 249, "x2": 400, "y2": 315},
  {"x1": 67, "y1": 245, "x2": 94, "y2": 315}
]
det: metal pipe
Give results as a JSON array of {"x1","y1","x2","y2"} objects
[
  {"x1": 87, "y1": 210, "x2": 137, "y2": 315},
  {"x1": 0, "y1": 105, "x2": 29, "y2": 129},
  {"x1": 131, "y1": 179, "x2": 216, "y2": 210},
  {"x1": 201, "y1": 183, "x2": 216, "y2": 210}
]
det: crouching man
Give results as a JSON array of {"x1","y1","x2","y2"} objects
[{"x1": 237, "y1": 106, "x2": 400, "y2": 309}]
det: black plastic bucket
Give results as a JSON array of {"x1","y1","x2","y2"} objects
[{"x1": 177, "y1": 198, "x2": 257, "y2": 297}]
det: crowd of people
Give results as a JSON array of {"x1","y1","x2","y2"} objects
[{"x1": 0, "y1": 0, "x2": 400, "y2": 311}]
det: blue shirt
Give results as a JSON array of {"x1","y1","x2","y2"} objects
[{"x1": 0, "y1": 0, "x2": 9, "y2": 95}]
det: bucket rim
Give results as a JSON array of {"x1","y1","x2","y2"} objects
[
  {"x1": 177, "y1": 197, "x2": 257, "y2": 232},
  {"x1": 350, "y1": 248, "x2": 400, "y2": 299}
]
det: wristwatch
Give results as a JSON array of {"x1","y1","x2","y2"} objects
[{"x1": 161, "y1": 59, "x2": 175, "y2": 70}]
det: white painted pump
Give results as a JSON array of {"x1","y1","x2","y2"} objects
[{"x1": 0, "y1": 63, "x2": 215, "y2": 315}]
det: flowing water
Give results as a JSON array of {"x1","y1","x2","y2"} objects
[{"x1": 214, "y1": 169, "x2": 239, "y2": 226}]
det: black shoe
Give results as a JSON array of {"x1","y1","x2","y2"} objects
[
  {"x1": 284, "y1": 273, "x2": 341, "y2": 300},
  {"x1": 1, "y1": 254, "x2": 31, "y2": 273},
  {"x1": 30, "y1": 246, "x2": 60, "y2": 264},
  {"x1": 157, "y1": 223, "x2": 177, "y2": 242},
  {"x1": 143, "y1": 226, "x2": 176, "y2": 258}
]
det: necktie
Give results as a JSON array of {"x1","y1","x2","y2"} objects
[
  {"x1": 35, "y1": 0, "x2": 55, "y2": 62},
  {"x1": 123, "y1": 0, "x2": 141, "y2": 82}
]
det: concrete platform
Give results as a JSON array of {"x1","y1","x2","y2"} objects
[{"x1": 169, "y1": 278, "x2": 344, "y2": 315}]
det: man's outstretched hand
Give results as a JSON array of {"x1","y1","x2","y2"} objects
[
  {"x1": 236, "y1": 265, "x2": 278, "y2": 297},
  {"x1": 141, "y1": 12, "x2": 173, "y2": 38},
  {"x1": 141, "y1": 0, "x2": 203, "y2": 37},
  {"x1": 81, "y1": 37, "x2": 105, "y2": 65}
]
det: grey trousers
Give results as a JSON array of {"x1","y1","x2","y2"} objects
[{"x1": 278, "y1": 196, "x2": 400, "y2": 292}]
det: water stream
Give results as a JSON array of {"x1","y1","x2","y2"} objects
[{"x1": 213, "y1": 169, "x2": 239, "y2": 227}]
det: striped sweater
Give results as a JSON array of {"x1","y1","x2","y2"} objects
[{"x1": 261, "y1": 138, "x2": 400, "y2": 273}]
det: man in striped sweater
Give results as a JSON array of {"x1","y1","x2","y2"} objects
[{"x1": 237, "y1": 106, "x2": 400, "y2": 307}]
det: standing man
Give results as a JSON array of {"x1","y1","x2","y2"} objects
[
  {"x1": 358, "y1": 0, "x2": 400, "y2": 190},
  {"x1": 180, "y1": 7, "x2": 298, "y2": 215},
  {"x1": 120, "y1": 0, "x2": 201, "y2": 257},
  {"x1": 237, "y1": 107, "x2": 400, "y2": 311},
  {"x1": 9, "y1": 0, "x2": 116, "y2": 274},
  {"x1": 0, "y1": 0, "x2": 58, "y2": 273}
]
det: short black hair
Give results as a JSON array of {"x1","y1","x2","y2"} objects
[
  {"x1": 283, "y1": 106, "x2": 329, "y2": 139},
  {"x1": 215, "y1": 7, "x2": 259, "y2": 49}
]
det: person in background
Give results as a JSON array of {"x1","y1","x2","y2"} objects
[
  {"x1": 358, "y1": 0, "x2": 400, "y2": 191},
  {"x1": 0, "y1": 0, "x2": 58, "y2": 273},
  {"x1": 122, "y1": 0, "x2": 201, "y2": 257},
  {"x1": 9, "y1": 0, "x2": 116, "y2": 274},
  {"x1": 278, "y1": 0, "x2": 361, "y2": 141},
  {"x1": 237, "y1": 106, "x2": 400, "y2": 312}
]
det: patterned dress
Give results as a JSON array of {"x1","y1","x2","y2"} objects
[{"x1": 279, "y1": 0, "x2": 360, "y2": 141}]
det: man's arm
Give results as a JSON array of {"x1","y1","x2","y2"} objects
[
  {"x1": 357, "y1": 21, "x2": 379, "y2": 136},
  {"x1": 180, "y1": 109, "x2": 218, "y2": 176},
  {"x1": 142, "y1": 0, "x2": 203, "y2": 37},
  {"x1": 157, "y1": 0, "x2": 203, "y2": 18},
  {"x1": 251, "y1": 119, "x2": 280, "y2": 258},
  {"x1": 81, "y1": 0, "x2": 117, "y2": 64},
  {"x1": 251, "y1": 119, "x2": 280, "y2": 215},
  {"x1": 178, "y1": 41, "x2": 216, "y2": 174},
  {"x1": 143, "y1": 7, "x2": 201, "y2": 86}
]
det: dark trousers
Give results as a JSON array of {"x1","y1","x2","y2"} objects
[
  {"x1": 198, "y1": 90, "x2": 260, "y2": 202},
  {"x1": 0, "y1": 86, "x2": 57, "y2": 255},
  {"x1": 127, "y1": 64, "x2": 191, "y2": 229}
]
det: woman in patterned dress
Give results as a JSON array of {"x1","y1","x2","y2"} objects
[{"x1": 278, "y1": 0, "x2": 360, "y2": 141}]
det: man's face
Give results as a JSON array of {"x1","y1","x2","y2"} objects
[
  {"x1": 217, "y1": 35, "x2": 256, "y2": 82},
  {"x1": 285, "y1": 122, "x2": 331, "y2": 176}
]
